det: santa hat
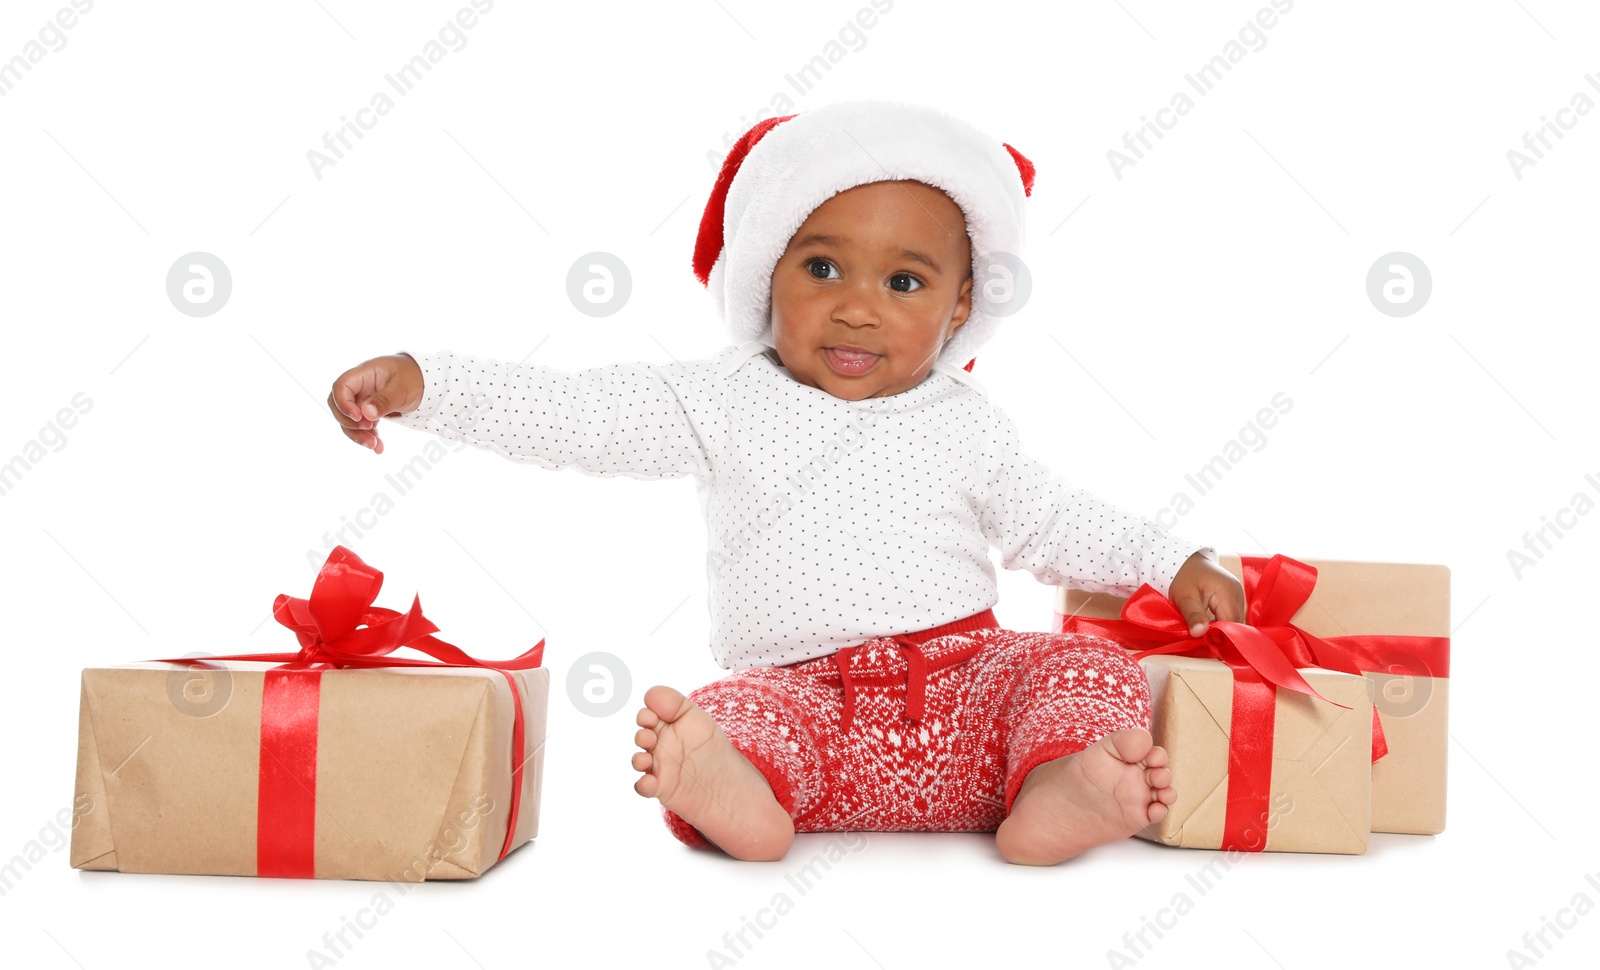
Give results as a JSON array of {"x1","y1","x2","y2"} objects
[{"x1": 693, "y1": 99, "x2": 1035, "y2": 373}]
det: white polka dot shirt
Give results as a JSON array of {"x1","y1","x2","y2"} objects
[{"x1": 387, "y1": 340, "x2": 1211, "y2": 669}]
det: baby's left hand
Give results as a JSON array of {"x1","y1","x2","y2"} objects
[{"x1": 1168, "y1": 549, "x2": 1247, "y2": 637}]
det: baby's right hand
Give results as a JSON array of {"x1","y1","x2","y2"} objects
[{"x1": 327, "y1": 354, "x2": 424, "y2": 454}]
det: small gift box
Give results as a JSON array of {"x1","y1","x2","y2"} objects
[
  {"x1": 1053, "y1": 553, "x2": 1450, "y2": 842},
  {"x1": 70, "y1": 546, "x2": 550, "y2": 881},
  {"x1": 1135, "y1": 654, "x2": 1372, "y2": 853}
]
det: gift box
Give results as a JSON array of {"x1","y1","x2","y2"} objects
[
  {"x1": 1134, "y1": 654, "x2": 1372, "y2": 853},
  {"x1": 70, "y1": 546, "x2": 550, "y2": 881},
  {"x1": 1053, "y1": 553, "x2": 1450, "y2": 841}
]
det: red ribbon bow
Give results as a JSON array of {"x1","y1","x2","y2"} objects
[
  {"x1": 1058, "y1": 553, "x2": 1450, "y2": 851},
  {"x1": 153, "y1": 546, "x2": 544, "y2": 878}
]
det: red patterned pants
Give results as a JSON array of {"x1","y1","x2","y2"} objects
[{"x1": 662, "y1": 608, "x2": 1152, "y2": 847}]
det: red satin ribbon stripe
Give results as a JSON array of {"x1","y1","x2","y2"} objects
[
  {"x1": 1056, "y1": 553, "x2": 1450, "y2": 852},
  {"x1": 152, "y1": 545, "x2": 544, "y2": 878},
  {"x1": 257, "y1": 669, "x2": 321, "y2": 877}
]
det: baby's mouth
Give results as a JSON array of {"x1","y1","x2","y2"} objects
[{"x1": 823, "y1": 346, "x2": 882, "y2": 376}]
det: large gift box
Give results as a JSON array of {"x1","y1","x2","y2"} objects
[
  {"x1": 70, "y1": 546, "x2": 550, "y2": 881},
  {"x1": 1053, "y1": 553, "x2": 1450, "y2": 849}
]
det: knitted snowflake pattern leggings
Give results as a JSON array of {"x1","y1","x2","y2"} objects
[{"x1": 661, "y1": 608, "x2": 1153, "y2": 848}]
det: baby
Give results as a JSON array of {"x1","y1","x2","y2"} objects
[{"x1": 327, "y1": 99, "x2": 1245, "y2": 865}]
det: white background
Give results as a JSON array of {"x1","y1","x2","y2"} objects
[{"x1": 2, "y1": 1, "x2": 1594, "y2": 967}]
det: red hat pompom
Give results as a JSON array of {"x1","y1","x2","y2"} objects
[{"x1": 1003, "y1": 143, "x2": 1035, "y2": 197}]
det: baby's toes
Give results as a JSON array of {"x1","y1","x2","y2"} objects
[
  {"x1": 1103, "y1": 727, "x2": 1154, "y2": 765},
  {"x1": 633, "y1": 770, "x2": 660, "y2": 798},
  {"x1": 1146, "y1": 766, "x2": 1171, "y2": 791},
  {"x1": 1144, "y1": 743, "x2": 1169, "y2": 769},
  {"x1": 631, "y1": 749, "x2": 653, "y2": 773},
  {"x1": 636, "y1": 705, "x2": 660, "y2": 730},
  {"x1": 635, "y1": 726, "x2": 658, "y2": 751}
]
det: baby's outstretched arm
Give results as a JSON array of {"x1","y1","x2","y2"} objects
[
  {"x1": 326, "y1": 353, "x2": 424, "y2": 455},
  {"x1": 329, "y1": 349, "x2": 717, "y2": 483}
]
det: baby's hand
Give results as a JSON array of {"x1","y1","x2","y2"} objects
[
  {"x1": 327, "y1": 354, "x2": 424, "y2": 455},
  {"x1": 1168, "y1": 549, "x2": 1247, "y2": 637}
]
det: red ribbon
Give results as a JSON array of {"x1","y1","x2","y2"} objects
[
  {"x1": 153, "y1": 546, "x2": 544, "y2": 878},
  {"x1": 1056, "y1": 553, "x2": 1450, "y2": 852}
]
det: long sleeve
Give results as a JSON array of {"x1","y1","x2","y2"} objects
[
  {"x1": 384, "y1": 350, "x2": 716, "y2": 484},
  {"x1": 977, "y1": 403, "x2": 1210, "y2": 598}
]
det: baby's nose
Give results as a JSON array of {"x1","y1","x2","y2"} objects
[{"x1": 832, "y1": 287, "x2": 885, "y2": 323}]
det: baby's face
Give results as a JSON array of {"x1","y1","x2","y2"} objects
[{"x1": 769, "y1": 180, "x2": 973, "y2": 400}]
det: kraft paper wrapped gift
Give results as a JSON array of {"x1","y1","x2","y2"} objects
[
  {"x1": 70, "y1": 546, "x2": 550, "y2": 881},
  {"x1": 1132, "y1": 654, "x2": 1372, "y2": 853},
  {"x1": 1054, "y1": 553, "x2": 1451, "y2": 839}
]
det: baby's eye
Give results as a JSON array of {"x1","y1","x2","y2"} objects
[
  {"x1": 889, "y1": 272, "x2": 924, "y2": 293},
  {"x1": 805, "y1": 258, "x2": 840, "y2": 280}
]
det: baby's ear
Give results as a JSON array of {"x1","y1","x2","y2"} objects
[{"x1": 948, "y1": 274, "x2": 974, "y2": 332}]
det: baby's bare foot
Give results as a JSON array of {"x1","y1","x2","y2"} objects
[
  {"x1": 994, "y1": 728, "x2": 1175, "y2": 866},
  {"x1": 631, "y1": 685, "x2": 794, "y2": 861}
]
